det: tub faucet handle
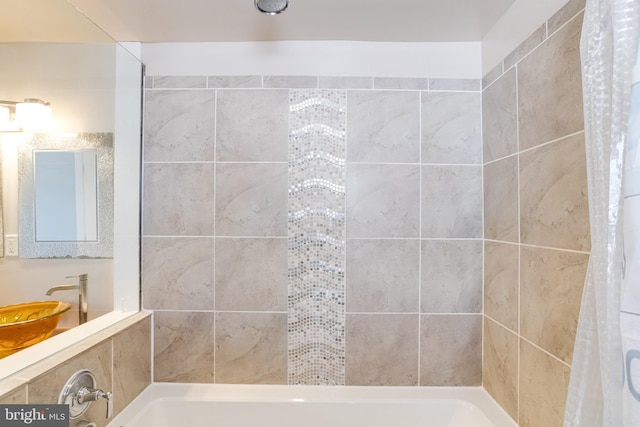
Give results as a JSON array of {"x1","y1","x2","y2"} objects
[{"x1": 76, "y1": 387, "x2": 112, "y2": 418}]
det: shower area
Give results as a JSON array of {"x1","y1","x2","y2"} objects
[{"x1": 141, "y1": 1, "x2": 587, "y2": 426}]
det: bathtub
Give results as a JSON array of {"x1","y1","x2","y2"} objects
[{"x1": 107, "y1": 383, "x2": 517, "y2": 427}]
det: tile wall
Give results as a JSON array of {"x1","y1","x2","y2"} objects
[
  {"x1": 482, "y1": 0, "x2": 589, "y2": 425},
  {"x1": 142, "y1": 76, "x2": 483, "y2": 386},
  {"x1": 0, "y1": 313, "x2": 151, "y2": 427}
]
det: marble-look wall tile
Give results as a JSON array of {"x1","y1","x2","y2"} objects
[
  {"x1": 484, "y1": 241, "x2": 519, "y2": 332},
  {"x1": 215, "y1": 163, "x2": 288, "y2": 237},
  {"x1": 143, "y1": 163, "x2": 215, "y2": 236},
  {"x1": 215, "y1": 237, "x2": 287, "y2": 311},
  {"x1": 0, "y1": 384, "x2": 26, "y2": 403},
  {"x1": 347, "y1": 90, "x2": 420, "y2": 163},
  {"x1": 153, "y1": 76, "x2": 207, "y2": 88},
  {"x1": 346, "y1": 239, "x2": 419, "y2": 312},
  {"x1": 482, "y1": 68, "x2": 517, "y2": 162},
  {"x1": 113, "y1": 316, "x2": 151, "y2": 415},
  {"x1": 154, "y1": 311, "x2": 214, "y2": 383},
  {"x1": 215, "y1": 312, "x2": 287, "y2": 384},
  {"x1": 484, "y1": 156, "x2": 518, "y2": 242},
  {"x1": 142, "y1": 237, "x2": 214, "y2": 310},
  {"x1": 483, "y1": 318, "x2": 518, "y2": 421},
  {"x1": 521, "y1": 246, "x2": 588, "y2": 363},
  {"x1": 345, "y1": 314, "x2": 419, "y2": 386},
  {"x1": 216, "y1": 89, "x2": 289, "y2": 162},
  {"x1": 482, "y1": 62, "x2": 504, "y2": 89},
  {"x1": 504, "y1": 24, "x2": 546, "y2": 70},
  {"x1": 420, "y1": 314, "x2": 482, "y2": 386},
  {"x1": 548, "y1": 0, "x2": 586, "y2": 35},
  {"x1": 520, "y1": 133, "x2": 589, "y2": 251},
  {"x1": 319, "y1": 76, "x2": 372, "y2": 89},
  {"x1": 347, "y1": 164, "x2": 420, "y2": 238},
  {"x1": 374, "y1": 77, "x2": 428, "y2": 90},
  {"x1": 144, "y1": 90, "x2": 216, "y2": 161},
  {"x1": 421, "y1": 165, "x2": 483, "y2": 238},
  {"x1": 28, "y1": 340, "x2": 112, "y2": 427},
  {"x1": 428, "y1": 79, "x2": 481, "y2": 91},
  {"x1": 519, "y1": 340, "x2": 571, "y2": 427},
  {"x1": 421, "y1": 240, "x2": 483, "y2": 313},
  {"x1": 208, "y1": 75, "x2": 262, "y2": 88},
  {"x1": 264, "y1": 75, "x2": 317, "y2": 88},
  {"x1": 421, "y1": 92, "x2": 482, "y2": 164},
  {"x1": 518, "y1": 13, "x2": 584, "y2": 150}
]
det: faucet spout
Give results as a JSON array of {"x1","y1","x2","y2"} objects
[
  {"x1": 45, "y1": 284, "x2": 78, "y2": 296},
  {"x1": 45, "y1": 273, "x2": 88, "y2": 325}
]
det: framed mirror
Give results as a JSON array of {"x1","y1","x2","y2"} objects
[{"x1": 18, "y1": 133, "x2": 114, "y2": 258}]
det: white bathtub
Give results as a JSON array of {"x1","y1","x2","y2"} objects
[{"x1": 107, "y1": 384, "x2": 516, "y2": 427}]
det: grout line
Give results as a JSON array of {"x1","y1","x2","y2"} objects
[
  {"x1": 212, "y1": 88, "x2": 218, "y2": 384},
  {"x1": 519, "y1": 242, "x2": 590, "y2": 255},
  {"x1": 515, "y1": 62, "x2": 521, "y2": 425},
  {"x1": 519, "y1": 335, "x2": 572, "y2": 369},
  {"x1": 518, "y1": 130, "x2": 585, "y2": 155},
  {"x1": 418, "y1": 89, "x2": 423, "y2": 384}
]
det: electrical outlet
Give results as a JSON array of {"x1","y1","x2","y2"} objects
[{"x1": 5, "y1": 235, "x2": 18, "y2": 257}]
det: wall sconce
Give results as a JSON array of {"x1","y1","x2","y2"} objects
[{"x1": 0, "y1": 99, "x2": 52, "y2": 132}]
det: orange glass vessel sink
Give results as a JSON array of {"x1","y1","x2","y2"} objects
[{"x1": 0, "y1": 301, "x2": 71, "y2": 359}]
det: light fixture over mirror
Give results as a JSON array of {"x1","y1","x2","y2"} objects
[{"x1": 0, "y1": 98, "x2": 52, "y2": 132}]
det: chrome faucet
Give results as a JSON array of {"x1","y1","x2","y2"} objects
[{"x1": 46, "y1": 273, "x2": 88, "y2": 325}]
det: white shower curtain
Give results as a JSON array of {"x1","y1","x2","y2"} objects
[{"x1": 564, "y1": 0, "x2": 640, "y2": 426}]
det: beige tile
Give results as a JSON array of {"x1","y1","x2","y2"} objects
[
  {"x1": 548, "y1": 0, "x2": 586, "y2": 35},
  {"x1": 421, "y1": 240, "x2": 483, "y2": 313},
  {"x1": 28, "y1": 340, "x2": 112, "y2": 426},
  {"x1": 215, "y1": 238, "x2": 288, "y2": 311},
  {"x1": 504, "y1": 24, "x2": 546, "y2": 70},
  {"x1": 347, "y1": 164, "x2": 420, "y2": 238},
  {"x1": 215, "y1": 312, "x2": 287, "y2": 384},
  {"x1": 215, "y1": 163, "x2": 288, "y2": 237},
  {"x1": 346, "y1": 314, "x2": 418, "y2": 386},
  {"x1": 113, "y1": 315, "x2": 151, "y2": 415},
  {"x1": 482, "y1": 61, "x2": 504, "y2": 89},
  {"x1": 142, "y1": 237, "x2": 214, "y2": 310},
  {"x1": 346, "y1": 239, "x2": 419, "y2": 312},
  {"x1": 153, "y1": 311, "x2": 214, "y2": 383},
  {"x1": 347, "y1": 90, "x2": 420, "y2": 163},
  {"x1": 420, "y1": 314, "x2": 482, "y2": 386},
  {"x1": 421, "y1": 165, "x2": 483, "y2": 238},
  {"x1": 484, "y1": 156, "x2": 518, "y2": 242},
  {"x1": 374, "y1": 77, "x2": 428, "y2": 90},
  {"x1": 483, "y1": 318, "x2": 518, "y2": 421},
  {"x1": 143, "y1": 163, "x2": 215, "y2": 236},
  {"x1": 153, "y1": 76, "x2": 207, "y2": 88},
  {"x1": 208, "y1": 76, "x2": 262, "y2": 88},
  {"x1": 0, "y1": 382, "x2": 26, "y2": 403},
  {"x1": 143, "y1": 90, "x2": 215, "y2": 161},
  {"x1": 421, "y1": 92, "x2": 482, "y2": 164},
  {"x1": 319, "y1": 76, "x2": 372, "y2": 89},
  {"x1": 482, "y1": 68, "x2": 517, "y2": 162},
  {"x1": 216, "y1": 89, "x2": 289, "y2": 161},
  {"x1": 484, "y1": 241, "x2": 519, "y2": 331},
  {"x1": 520, "y1": 339, "x2": 571, "y2": 427},
  {"x1": 518, "y1": 13, "x2": 584, "y2": 149},
  {"x1": 520, "y1": 133, "x2": 590, "y2": 251},
  {"x1": 428, "y1": 79, "x2": 480, "y2": 91},
  {"x1": 264, "y1": 75, "x2": 317, "y2": 88},
  {"x1": 521, "y1": 246, "x2": 588, "y2": 363}
]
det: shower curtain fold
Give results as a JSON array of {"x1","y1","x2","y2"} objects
[{"x1": 564, "y1": 0, "x2": 640, "y2": 426}]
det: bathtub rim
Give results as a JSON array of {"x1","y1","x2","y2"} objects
[{"x1": 108, "y1": 383, "x2": 517, "y2": 427}]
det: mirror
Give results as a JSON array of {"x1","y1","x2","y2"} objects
[
  {"x1": 18, "y1": 133, "x2": 114, "y2": 258},
  {"x1": 0, "y1": 0, "x2": 142, "y2": 378}
]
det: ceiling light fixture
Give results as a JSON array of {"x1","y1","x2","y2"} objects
[
  {"x1": 0, "y1": 98, "x2": 52, "y2": 132},
  {"x1": 255, "y1": 0, "x2": 289, "y2": 15}
]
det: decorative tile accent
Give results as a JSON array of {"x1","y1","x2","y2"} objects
[{"x1": 288, "y1": 90, "x2": 346, "y2": 385}]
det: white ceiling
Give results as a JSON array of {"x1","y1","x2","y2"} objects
[{"x1": 66, "y1": 0, "x2": 517, "y2": 43}]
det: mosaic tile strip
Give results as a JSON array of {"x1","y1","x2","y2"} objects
[{"x1": 288, "y1": 90, "x2": 346, "y2": 385}]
